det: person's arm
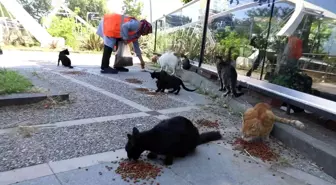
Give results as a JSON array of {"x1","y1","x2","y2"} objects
[{"x1": 121, "y1": 19, "x2": 140, "y2": 41}]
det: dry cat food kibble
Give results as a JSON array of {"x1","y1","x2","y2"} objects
[
  {"x1": 233, "y1": 138, "x2": 278, "y2": 162},
  {"x1": 115, "y1": 160, "x2": 162, "y2": 183},
  {"x1": 196, "y1": 119, "x2": 220, "y2": 128},
  {"x1": 134, "y1": 88, "x2": 160, "y2": 96},
  {"x1": 60, "y1": 71, "x2": 86, "y2": 75},
  {"x1": 125, "y1": 78, "x2": 143, "y2": 84},
  {"x1": 134, "y1": 88, "x2": 149, "y2": 92}
]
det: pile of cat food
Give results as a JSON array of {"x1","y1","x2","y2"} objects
[
  {"x1": 115, "y1": 159, "x2": 163, "y2": 184},
  {"x1": 60, "y1": 71, "x2": 86, "y2": 75},
  {"x1": 196, "y1": 119, "x2": 220, "y2": 129},
  {"x1": 125, "y1": 78, "x2": 143, "y2": 84},
  {"x1": 233, "y1": 138, "x2": 277, "y2": 162},
  {"x1": 134, "y1": 88, "x2": 159, "y2": 96}
]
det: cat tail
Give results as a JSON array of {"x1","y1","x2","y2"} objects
[
  {"x1": 181, "y1": 81, "x2": 196, "y2": 92},
  {"x1": 274, "y1": 115, "x2": 305, "y2": 129},
  {"x1": 198, "y1": 131, "x2": 222, "y2": 145}
]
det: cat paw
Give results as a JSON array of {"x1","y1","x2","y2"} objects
[
  {"x1": 234, "y1": 93, "x2": 244, "y2": 97},
  {"x1": 147, "y1": 152, "x2": 158, "y2": 159},
  {"x1": 164, "y1": 156, "x2": 173, "y2": 166},
  {"x1": 263, "y1": 135, "x2": 270, "y2": 142},
  {"x1": 223, "y1": 92, "x2": 230, "y2": 97}
]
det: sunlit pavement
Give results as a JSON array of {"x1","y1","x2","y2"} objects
[{"x1": 0, "y1": 50, "x2": 334, "y2": 185}]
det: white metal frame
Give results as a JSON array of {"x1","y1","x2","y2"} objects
[{"x1": 155, "y1": 0, "x2": 336, "y2": 40}]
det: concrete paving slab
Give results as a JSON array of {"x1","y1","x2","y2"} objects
[
  {"x1": 12, "y1": 175, "x2": 61, "y2": 185},
  {"x1": 0, "y1": 164, "x2": 53, "y2": 185},
  {"x1": 9, "y1": 143, "x2": 329, "y2": 185},
  {"x1": 49, "y1": 149, "x2": 126, "y2": 174},
  {"x1": 56, "y1": 162, "x2": 191, "y2": 185}
]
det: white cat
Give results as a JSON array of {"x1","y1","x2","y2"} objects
[{"x1": 158, "y1": 51, "x2": 182, "y2": 75}]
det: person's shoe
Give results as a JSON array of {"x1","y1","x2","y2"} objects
[
  {"x1": 140, "y1": 63, "x2": 145, "y2": 70},
  {"x1": 101, "y1": 67, "x2": 118, "y2": 74},
  {"x1": 0, "y1": 49, "x2": 3, "y2": 55},
  {"x1": 114, "y1": 67, "x2": 129, "y2": 72}
]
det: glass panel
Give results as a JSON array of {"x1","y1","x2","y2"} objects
[
  {"x1": 265, "y1": 3, "x2": 336, "y2": 99},
  {"x1": 203, "y1": 1, "x2": 294, "y2": 78},
  {"x1": 152, "y1": 0, "x2": 204, "y2": 63}
]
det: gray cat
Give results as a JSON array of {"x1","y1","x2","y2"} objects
[{"x1": 216, "y1": 47, "x2": 244, "y2": 97}]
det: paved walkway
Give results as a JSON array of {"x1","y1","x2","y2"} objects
[{"x1": 0, "y1": 51, "x2": 335, "y2": 185}]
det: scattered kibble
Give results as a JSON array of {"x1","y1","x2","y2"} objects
[
  {"x1": 105, "y1": 166, "x2": 113, "y2": 171},
  {"x1": 78, "y1": 167, "x2": 81, "y2": 169},
  {"x1": 273, "y1": 174, "x2": 276, "y2": 176},
  {"x1": 196, "y1": 119, "x2": 220, "y2": 129},
  {"x1": 115, "y1": 159, "x2": 162, "y2": 183},
  {"x1": 99, "y1": 172, "x2": 102, "y2": 175},
  {"x1": 233, "y1": 138, "x2": 278, "y2": 162},
  {"x1": 125, "y1": 78, "x2": 143, "y2": 84},
  {"x1": 281, "y1": 177, "x2": 284, "y2": 179},
  {"x1": 85, "y1": 169, "x2": 88, "y2": 171}
]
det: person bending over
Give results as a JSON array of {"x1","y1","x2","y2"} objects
[{"x1": 96, "y1": 13, "x2": 152, "y2": 74}]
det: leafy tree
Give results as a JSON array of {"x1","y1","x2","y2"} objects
[
  {"x1": 166, "y1": 15, "x2": 192, "y2": 27},
  {"x1": 181, "y1": 0, "x2": 272, "y2": 5},
  {"x1": 308, "y1": 19, "x2": 334, "y2": 53},
  {"x1": 18, "y1": 0, "x2": 52, "y2": 22},
  {"x1": 246, "y1": 6, "x2": 293, "y2": 19},
  {"x1": 47, "y1": 16, "x2": 79, "y2": 48},
  {"x1": 65, "y1": 0, "x2": 107, "y2": 21},
  {"x1": 181, "y1": 0, "x2": 192, "y2": 4},
  {"x1": 122, "y1": 0, "x2": 144, "y2": 19}
]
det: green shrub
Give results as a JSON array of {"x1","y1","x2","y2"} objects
[
  {"x1": 81, "y1": 33, "x2": 103, "y2": 51},
  {"x1": 47, "y1": 16, "x2": 79, "y2": 49}
]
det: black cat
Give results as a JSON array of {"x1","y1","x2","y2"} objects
[
  {"x1": 181, "y1": 54, "x2": 191, "y2": 70},
  {"x1": 125, "y1": 116, "x2": 222, "y2": 165},
  {"x1": 216, "y1": 47, "x2": 243, "y2": 97},
  {"x1": 150, "y1": 70, "x2": 196, "y2": 95},
  {"x1": 58, "y1": 49, "x2": 73, "y2": 68}
]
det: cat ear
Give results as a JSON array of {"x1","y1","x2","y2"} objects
[
  {"x1": 127, "y1": 134, "x2": 132, "y2": 140},
  {"x1": 132, "y1": 127, "x2": 140, "y2": 135}
]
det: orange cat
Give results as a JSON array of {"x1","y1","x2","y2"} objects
[{"x1": 241, "y1": 103, "x2": 305, "y2": 142}]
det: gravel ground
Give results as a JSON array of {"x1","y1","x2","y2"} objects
[
  {"x1": 167, "y1": 105, "x2": 336, "y2": 184},
  {"x1": 0, "y1": 116, "x2": 160, "y2": 172},
  {"x1": 58, "y1": 71, "x2": 188, "y2": 110},
  {"x1": 0, "y1": 69, "x2": 139, "y2": 129}
]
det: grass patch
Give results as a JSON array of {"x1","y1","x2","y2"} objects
[{"x1": 0, "y1": 68, "x2": 33, "y2": 95}]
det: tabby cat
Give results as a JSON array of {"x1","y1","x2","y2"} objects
[
  {"x1": 241, "y1": 103, "x2": 305, "y2": 142},
  {"x1": 216, "y1": 47, "x2": 243, "y2": 97}
]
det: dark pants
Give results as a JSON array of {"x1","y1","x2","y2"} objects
[
  {"x1": 101, "y1": 45, "x2": 116, "y2": 70},
  {"x1": 101, "y1": 39, "x2": 122, "y2": 70}
]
